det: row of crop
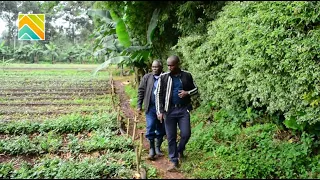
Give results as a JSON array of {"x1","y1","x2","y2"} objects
[
  {"x1": 0, "y1": 91, "x2": 111, "y2": 97},
  {"x1": 0, "y1": 105, "x2": 114, "y2": 115},
  {"x1": 0, "y1": 85, "x2": 110, "y2": 90},
  {"x1": 0, "y1": 113, "x2": 117, "y2": 135},
  {"x1": 0, "y1": 151, "x2": 136, "y2": 179},
  {"x1": 0, "y1": 96, "x2": 113, "y2": 105},
  {"x1": 0, "y1": 129, "x2": 133, "y2": 155},
  {"x1": 0, "y1": 88, "x2": 109, "y2": 92},
  {"x1": 0, "y1": 70, "x2": 109, "y2": 77},
  {"x1": 0, "y1": 75, "x2": 109, "y2": 80},
  {"x1": 0, "y1": 81, "x2": 110, "y2": 87},
  {"x1": 0, "y1": 94, "x2": 113, "y2": 101}
]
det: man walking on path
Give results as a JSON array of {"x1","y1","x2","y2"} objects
[
  {"x1": 156, "y1": 55, "x2": 198, "y2": 172},
  {"x1": 137, "y1": 60, "x2": 166, "y2": 160}
]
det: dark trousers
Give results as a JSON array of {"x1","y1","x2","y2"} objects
[
  {"x1": 164, "y1": 106, "x2": 191, "y2": 164},
  {"x1": 145, "y1": 105, "x2": 166, "y2": 140}
]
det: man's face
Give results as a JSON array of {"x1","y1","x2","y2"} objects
[
  {"x1": 152, "y1": 61, "x2": 162, "y2": 75},
  {"x1": 167, "y1": 59, "x2": 178, "y2": 73}
]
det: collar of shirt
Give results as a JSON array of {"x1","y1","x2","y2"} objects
[
  {"x1": 170, "y1": 69, "x2": 182, "y2": 77},
  {"x1": 153, "y1": 75, "x2": 160, "y2": 80}
]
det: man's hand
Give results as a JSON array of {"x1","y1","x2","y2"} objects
[
  {"x1": 157, "y1": 113, "x2": 163, "y2": 123},
  {"x1": 137, "y1": 107, "x2": 142, "y2": 114},
  {"x1": 178, "y1": 90, "x2": 189, "y2": 98}
]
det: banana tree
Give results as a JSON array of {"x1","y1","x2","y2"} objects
[
  {"x1": 44, "y1": 42, "x2": 59, "y2": 64},
  {"x1": 28, "y1": 42, "x2": 43, "y2": 63},
  {"x1": 89, "y1": 8, "x2": 160, "y2": 85},
  {"x1": 78, "y1": 45, "x2": 92, "y2": 64},
  {"x1": 0, "y1": 41, "x2": 14, "y2": 61},
  {"x1": 0, "y1": 41, "x2": 6, "y2": 60},
  {"x1": 14, "y1": 43, "x2": 30, "y2": 63}
]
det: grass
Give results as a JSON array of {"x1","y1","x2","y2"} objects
[{"x1": 124, "y1": 82, "x2": 138, "y2": 109}]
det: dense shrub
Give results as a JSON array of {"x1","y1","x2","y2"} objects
[
  {"x1": 184, "y1": 107, "x2": 320, "y2": 178},
  {"x1": 175, "y1": 1, "x2": 320, "y2": 128}
]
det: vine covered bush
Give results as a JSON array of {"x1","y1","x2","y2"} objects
[{"x1": 175, "y1": 1, "x2": 320, "y2": 129}]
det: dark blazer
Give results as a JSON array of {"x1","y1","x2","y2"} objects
[
  {"x1": 137, "y1": 73, "x2": 161, "y2": 111},
  {"x1": 156, "y1": 69, "x2": 198, "y2": 114}
]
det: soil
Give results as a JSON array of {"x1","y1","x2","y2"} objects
[{"x1": 113, "y1": 80, "x2": 186, "y2": 179}]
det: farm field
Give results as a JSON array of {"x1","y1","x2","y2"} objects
[{"x1": 0, "y1": 65, "x2": 139, "y2": 178}]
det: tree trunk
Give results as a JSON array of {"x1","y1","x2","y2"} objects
[
  {"x1": 52, "y1": 55, "x2": 54, "y2": 64},
  {"x1": 121, "y1": 64, "x2": 124, "y2": 76},
  {"x1": 134, "y1": 66, "x2": 146, "y2": 88},
  {"x1": 134, "y1": 67, "x2": 139, "y2": 87}
]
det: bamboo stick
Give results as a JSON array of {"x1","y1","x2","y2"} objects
[
  {"x1": 117, "y1": 106, "x2": 121, "y2": 128},
  {"x1": 132, "y1": 121, "x2": 137, "y2": 141},
  {"x1": 126, "y1": 118, "x2": 130, "y2": 137},
  {"x1": 135, "y1": 147, "x2": 140, "y2": 173},
  {"x1": 139, "y1": 132, "x2": 144, "y2": 160}
]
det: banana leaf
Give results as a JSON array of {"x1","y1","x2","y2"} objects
[
  {"x1": 147, "y1": 9, "x2": 160, "y2": 45},
  {"x1": 93, "y1": 56, "x2": 130, "y2": 75}
]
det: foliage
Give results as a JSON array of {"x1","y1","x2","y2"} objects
[
  {"x1": 174, "y1": 1, "x2": 226, "y2": 36},
  {"x1": 183, "y1": 106, "x2": 320, "y2": 178},
  {"x1": 1, "y1": 152, "x2": 135, "y2": 179},
  {"x1": 89, "y1": 6, "x2": 161, "y2": 81},
  {"x1": 124, "y1": 83, "x2": 138, "y2": 108},
  {"x1": 175, "y1": 1, "x2": 320, "y2": 130},
  {"x1": 0, "y1": 132, "x2": 62, "y2": 155},
  {"x1": 0, "y1": 113, "x2": 117, "y2": 135}
]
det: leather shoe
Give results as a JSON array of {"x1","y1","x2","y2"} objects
[{"x1": 167, "y1": 162, "x2": 179, "y2": 172}]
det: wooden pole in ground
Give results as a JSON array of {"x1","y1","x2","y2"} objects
[
  {"x1": 135, "y1": 146, "x2": 140, "y2": 173},
  {"x1": 139, "y1": 132, "x2": 144, "y2": 160},
  {"x1": 110, "y1": 73, "x2": 114, "y2": 94},
  {"x1": 132, "y1": 114, "x2": 137, "y2": 141},
  {"x1": 117, "y1": 106, "x2": 121, "y2": 128},
  {"x1": 126, "y1": 118, "x2": 130, "y2": 137},
  {"x1": 110, "y1": 74, "x2": 115, "y2": 109}
]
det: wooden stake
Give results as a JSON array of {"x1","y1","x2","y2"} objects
[
  {"x1": 139, "y1": 132, "x2": 144, "y2": 160},
  {"x1": 135, "y1": 147, "x2": 140, "y2": 173},
  {"x1": 132, "y1": 120, "x2": 137, "y2": 141},
  {"x1": 126, "y1": 118, "x2": 130, "y2": 137},
  {"x1": 117, "y1": 106, "x2": 121, "y2": 128}
]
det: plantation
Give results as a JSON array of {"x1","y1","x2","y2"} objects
[{"x1": 0, "y1": 66, "x2": 143, "y2": 179}]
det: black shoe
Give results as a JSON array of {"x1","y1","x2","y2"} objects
[
  {"x1": 147, "y1": 139, "x2": 156, "y2": 160},
  {"x1": 155, "y1": 138, "x2": 164, "y2": 157},
  {"x1": 167, "y1": 162, "x2": 179, "y2": 172},
  {"x1": 178, "y1": 151, "x2": 185, "y2": 161}
]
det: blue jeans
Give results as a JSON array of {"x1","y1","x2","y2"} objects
[
  {"x1": 145, "y1": 105, "x2": 166, "y2": 140},
  {"x1": 164, "y1": 106, "x2": 191, "y2": 164}
]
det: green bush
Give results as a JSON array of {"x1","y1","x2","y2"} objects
[
  {"x1": 185, "y1": 107, "x2": 320, "y2": 178},
  {"x1": 175, "y1": 1, "x2": 320, "y2": 128},
  {"x1": 124, "y1": 84, "x2": 138, "y2": 108}
]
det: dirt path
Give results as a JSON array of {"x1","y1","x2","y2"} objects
[{"x1": 114, "y1": 80, "x2": 186, "y2": 179}]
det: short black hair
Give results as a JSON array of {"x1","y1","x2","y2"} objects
[{"x1": 167, "y1": 55, "x2": 180, "y2": 64}]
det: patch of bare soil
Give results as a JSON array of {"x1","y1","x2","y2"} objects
[{"x1": 114, "y1": 80, "x2": 186, "y2": 179}]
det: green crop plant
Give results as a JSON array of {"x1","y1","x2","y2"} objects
[
  {"x1": 1, "y1": 152, "x2": 136, "y2": 179},
  {"x1": 0, "y1": 113, "x2": 118, "y2": 135}
]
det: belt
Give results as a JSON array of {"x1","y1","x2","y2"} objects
[{"x1": 172, "y1": 104, "x2": 186, "y2": 108}]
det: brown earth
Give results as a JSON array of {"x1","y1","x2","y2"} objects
[{"x1": 114, "y1": 80, "x2": 186, "y2": 179}]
